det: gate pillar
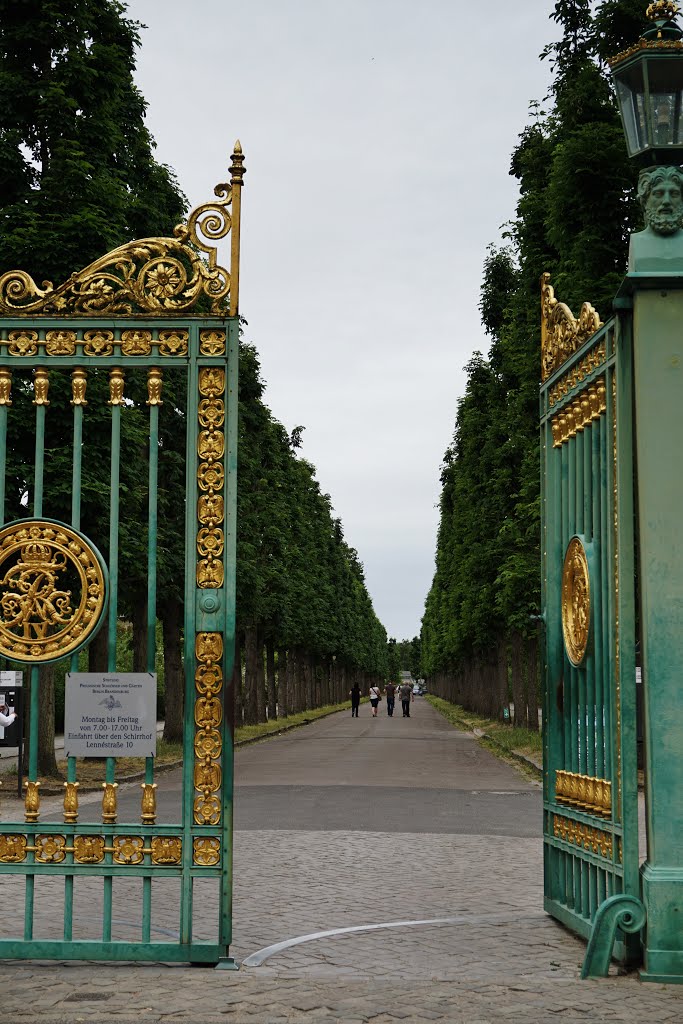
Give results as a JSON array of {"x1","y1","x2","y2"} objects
[{"x1": 631, "y1": 281, "x2": 683, "y2": 983}]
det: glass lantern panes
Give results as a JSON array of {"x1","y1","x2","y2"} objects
[{"x1": 613, "y1": 54, "x2": 683, "y2": 159}]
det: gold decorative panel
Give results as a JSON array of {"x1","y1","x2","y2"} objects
[
  {"x1": 0, "y1": 327, "x2": 189, "y2": 359},
  {"x1": 0, "y1": 520, "x2": 107, "y2": 663},
  {"x1": 562, "y1": 537, "x2": 590, "y2": 667},
  {"x1": 73, "y1": 836, "x2": 105, "y2": 864},
  {"x1": 150, "y1": 836, "x2": 182, "y2": 865},
  {"x1": 200, "y1": 329, "x2": 226, "y2": 355},
  {"x1": 112, "y1": 836, "x2": 144, "y2": 865},
  {"x1": 197, "y1": 368, "x2": 225, "y2": 589},
  {"x1": 0, "y1": 835, "x2": 27, "y2": 862},
  {"x1": 551, "y1": 379, "x2": 606, "y2": 448},
  {"x1": 548, "y1": 342, "x2": 607, "y2": 408},
  {"x1": 194, "y1": 836, "x2": 221, "y2": 866},
  {"x1": 541, "y1": 273, "x2": 602, "y2": 382},
  {"x1": 35, "y1": 835, "x2": 67, "y2": 863},
  {"x1": 193, "y1": 632, "x2": 223, "y2": 825},
  {"x1": 553, "y1": 814, "x2": 613, "y2": 858},
  {"x1": 554, "y1": 770, "x2": 612, "y2": 818}
]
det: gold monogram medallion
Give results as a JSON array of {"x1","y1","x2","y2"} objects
[
  {"x1": 562, "y1": 537, "x2": 591, "y2": 666},
  {"x1": 0, "y1": 520, "x2": 107, "y2": 663}
]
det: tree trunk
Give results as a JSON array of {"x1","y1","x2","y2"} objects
[
  {"x1": 38, "y1": 662, "x2": 60, "y2": 778},
  {"x1": 527, "y1": 634, "x2": 540, "y2": 731},
  {"x1": 266, "y1": 642, "x2": 277, "y2": 721},
  {"x1": 232, "y1": 637, "x2": 243, "y2": 728},
  {"x1": 132, "y1": 592, "x2": 147, "y2": 672},
  {"x1": 302, "y1": 650, "x2": 312, "y2": 712},
  {"x1": 243, "y1": 625, "x2": 259, "y2": 725},
  {"x1": 290, "y1": 648, "x2": 300, "y2": 714},
  {"x1": 161, "y1": 596, "x2": 184, "y2": 742},
  {"x1": 511, "y1": 631, "x2": 525, "y2": 727},
  {"x1": 88, "y1": 623, "x2": 108, "y2": 672},
  {"x1": 256, "y1": 627, "x2": 266, "y2": 723},
  {"x1": 278, "y1": 649, "x2": 288, "y2": 718}
]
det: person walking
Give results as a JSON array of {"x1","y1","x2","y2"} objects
[
  {"x1": 399, "y1": 680, "x2": 413, "y2": 718},
  {"x1": 369, "y1": 682, "x2": 381, "y2": 717},
  {"x1": 385, "y1": 681, "x2": 396, "y2": 717},
  {"x1": 350, "y1": 683, "x2": 361, "y2": 717}
]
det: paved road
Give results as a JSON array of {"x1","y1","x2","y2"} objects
[
  {"x1": 2, "y1": 698, "x2": 681, "y2": 1023},
  {"x1": 52, "y1": 698, "x2": 539, "y2": 834}
]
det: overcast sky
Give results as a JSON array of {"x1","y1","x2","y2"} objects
[{"x1": 128, "y1": 0, "x2": 555, "y2": 641}]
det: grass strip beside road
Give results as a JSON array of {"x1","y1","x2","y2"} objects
[
  {"x1": 425, "y1": 694, "x2": 542, "y2": 778},
  {"x1": 1, "y1": 700, "x2": 357, "y2": 793}
]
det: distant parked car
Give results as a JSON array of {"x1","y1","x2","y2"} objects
[{"x1": 412, "y1": 684, "x2": 421, "y2": 695}]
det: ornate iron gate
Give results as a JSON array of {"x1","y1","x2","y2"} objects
[
  {"x1": 540, "y1": 275, "x2": 641, "y2": 968},
  {"x1": 0, "y1": 144, "x2": 244, "y2": 965}
]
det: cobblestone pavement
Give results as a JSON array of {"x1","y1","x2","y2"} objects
[{"x1": 1, "y1": 707, "x2": 682, "y2": 1022}]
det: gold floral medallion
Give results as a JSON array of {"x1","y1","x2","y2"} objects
[
  {"x1": 562, "y1": 537, "x2": 590, "y2": 666},
  {"x1": 0, "y1": 520, "x2": 107, "y2": 663}
]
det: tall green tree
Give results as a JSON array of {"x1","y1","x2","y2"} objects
[
  {"x1": 0, "y1": 0, "x2": 186, "y2": 775},
  {"x1": 421, "y1": 0, "x2": 644, "y2": 691},
  {"x1": 0, "y1": 0, "x2": 185, "y2": 283}
]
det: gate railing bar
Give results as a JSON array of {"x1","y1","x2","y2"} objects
[
  {"x1": 220, "y1": 319, "x2": 239, "y2": 950},
  {"x1": 142, "y1": 370, "x2": 161, "y2": 944},
  {"x1": 568, "y1": 438, "x2": 578, "y2": 775},
  {"x1": 180, "y1": 355, "x2": 199, "y2": 948},
  {"x1": 613, "y1": 314, "x2": 640, "y2": 928},
  {"x1": 592, "y1": 412, "x2": 603, "y2": 781},
  {"x1": 0, "y1": 370, "x2": 8, "y2": 526},
  {"x1": 104, "y1": 367, "x2": 123, "y2": 942},
  {"x1": 25, "y1": 368, "x2": 48, "y2": 941},
  {"x1": 577, "y1": 389, "x2": 589, "y2": 936},
  {"x1": 561, "y1": 442, "x2": 570, "y2": 771},
  {"x1": 605, "y1": 365, "x2": 616, "y2": 790},
  {"x1": 600, "y1": 374, "x2": 610, "y2": 782},
  {"x1": 65, "y1": 369, "x2": 86, "y2": 941},
  {"x1": 584, "y1": 415, "x2": 594, "y2": 778}
]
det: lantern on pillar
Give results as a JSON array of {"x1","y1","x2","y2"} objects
[{"x1": 609, "y1": 1, "x2": 683, "y2": 164}]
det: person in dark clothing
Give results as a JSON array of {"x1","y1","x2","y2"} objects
[
  {"x1": 385, "y1": 682, "x2": 396, "y2": 717},
  {"x1": 399, "y1": 681, "x2": 413, "y2": 717},
  {"x1": 350, "y1": 683, "x2": 361, "y2": 717}
]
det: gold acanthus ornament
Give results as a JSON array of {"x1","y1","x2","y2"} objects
[
  {"x1": 0, "y1": 142, "x2": 245, "y2": 317},
  {"x1": 141, "y1": 782, "x2": 157, "y2": 825},
  {"x1": 541, "y1": 273, "x2": 602, "y2": 382},
  {"x1": 102, "y1": 781, "x2": 118, "y2": 825},
  {"x1": 63, "y1": 781, "x2": 79, "y2": 823},
  {"x1": 0, "y1": 369, "x2": 12, "y2": 406},
  {"x1": 146, "y1": 368, "x2": 163, "y2": 407},
  {"x1": 70, "y1": 369, "x2": 87, "y2": 407}
]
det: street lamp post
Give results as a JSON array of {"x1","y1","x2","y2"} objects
[{"x1": 610, "y1": 0, "x2": 683, "y2": 983}]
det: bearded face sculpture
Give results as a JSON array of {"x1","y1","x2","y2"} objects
[{"x1": 638, "y1": 167, "x2": 683, "y2": 235}]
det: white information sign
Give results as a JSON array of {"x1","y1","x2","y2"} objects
[{"x1": 65, "y1": 673, "x2": 157, "y2": 758}]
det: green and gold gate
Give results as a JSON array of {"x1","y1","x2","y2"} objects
[
  {"x1": 0, "y1": 144, "x2": 244, "y2": 965},
  {"x1": 540, "y1": 274, "x2": 642, "y2": 969}
]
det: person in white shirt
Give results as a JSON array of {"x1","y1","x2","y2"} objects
[
  {"x1": 369, "y1": 684, "x2": 381, "y2": 717},
  {"x1": 0, "y1": 703, "x2": 17, "y2": 728}
]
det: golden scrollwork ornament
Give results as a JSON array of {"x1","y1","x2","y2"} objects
[
  {"x1": 0, "y1": 520, "x2": 107, "y2": 664},
  {"x1": 0, "y1": 142, "x2": 245, "y2": 317},
  {"x1": 562, "y1": 537, "x2": 591, "y2": 666},
  {"x1": 541, "y1": 273, "x2": 602, "y2": 382}
]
